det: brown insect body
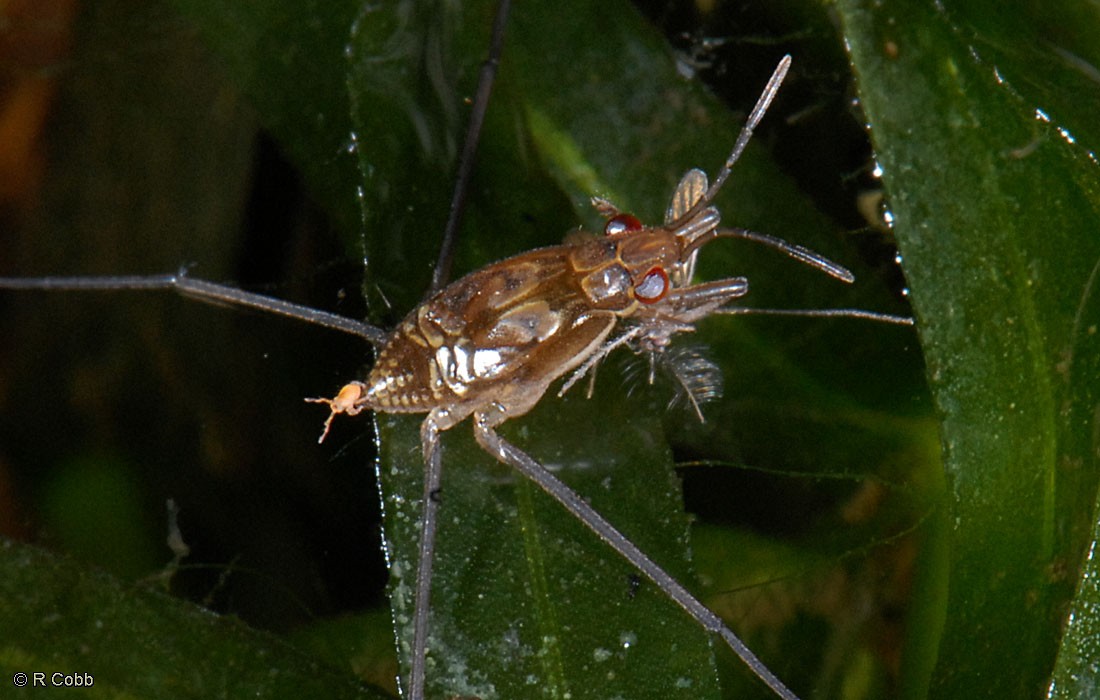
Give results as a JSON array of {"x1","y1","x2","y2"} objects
[{"x1": 319, "y1": 166, "x2": 739, "y2": 437}]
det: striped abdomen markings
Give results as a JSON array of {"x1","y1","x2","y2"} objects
[{"x1": 364, "y1": 251, "x2": 581, "y2": 412}]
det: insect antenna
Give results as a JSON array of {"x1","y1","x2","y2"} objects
[
  {"x1": 693, "y1": 224, "x2": 914, "y2": 326},
  {"x1": 714, "y1": 227, "x2": 856, "y2": 283},
  {"x1": 676, "y1": 54, "x2": 791, "y2": 227},
  {"x1": 682, "y1": 223, "x2": 914, "y2": 325},
  {"x1": 679, "y1": 223, "x2": 914, "y2": 324},
  {"x1": 660, "y1": 53, "x2": 913, "y2": 329}
]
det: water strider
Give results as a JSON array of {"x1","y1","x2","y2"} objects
[{"x1": 0, "y1": 3, "x2": 914, "y2": 698}]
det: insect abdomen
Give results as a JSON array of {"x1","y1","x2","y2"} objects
[{"x1": 364, "y1": 311, "x2": 455, "y2": 412}]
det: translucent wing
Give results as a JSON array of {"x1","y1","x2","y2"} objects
[{"x1": 665, "y1": 168, "x2": 708, "y2": 285}]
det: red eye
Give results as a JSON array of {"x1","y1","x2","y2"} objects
[
  {"x1": 604, "y1": 213, "x2": 642, "y2": 236},
  {"x1": 634, "y1": 266, "x2": 669, "y2": 303}
]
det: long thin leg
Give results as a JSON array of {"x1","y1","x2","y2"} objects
[
  {"x1": 430, "y1": 0, "x2": 513, "y2": 292},
  {"x1": 472, "y1": 417, "x2": 801, "y2": 700},
  {"x1": 409, "y1": 413, "x2": 447, "y2": 700},
  {"x1": 411, "y1": 4, "x2": 514, "y2": 694},
  {"x1": 0, "y1": 272, "x2": 387, "y2": 345}
]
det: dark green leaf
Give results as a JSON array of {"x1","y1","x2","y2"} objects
[
  {"x1": 837, "y1": 1, "x2": 1100, "y2": 697},
  {"x1": 0, "y1": 538, "x2": 385, "y2": 699},
  {"x1": 1050, "y1": 496, "x2": 1100, "y2": 699}
]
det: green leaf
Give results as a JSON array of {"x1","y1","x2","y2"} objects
[
  {"x1": 0, "y1": 538, "x2": 385, "y2": 699},
  {"x1": 836, "y1": 1, "x2": 1100, "y2": 697},
  {"x1": 1050, "y1": 491, "x2": 1100, "y2": 698},
  {"x1": 376, "y1": 399, "x2": 722, "y2": 699}
]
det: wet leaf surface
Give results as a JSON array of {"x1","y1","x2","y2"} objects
[{"x1": 837, "y1": 0, "x2": 1100, "y2": 697}]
